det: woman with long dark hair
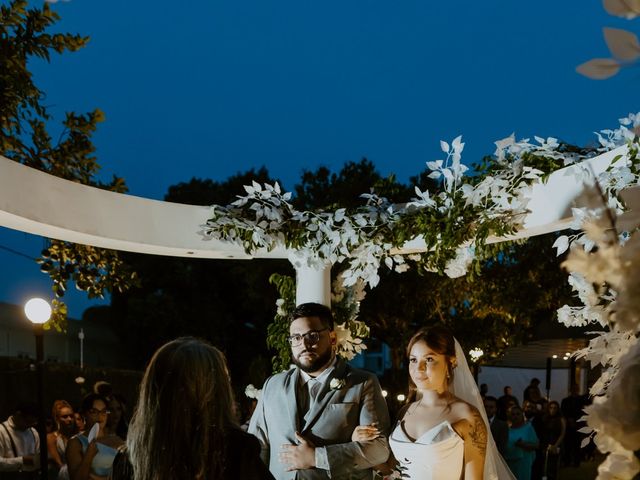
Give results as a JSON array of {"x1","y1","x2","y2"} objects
[{"x1": 111, "y1": 337, "x2": 273, "y2": 480}]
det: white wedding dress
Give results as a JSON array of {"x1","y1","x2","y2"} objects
[
  {"x1": 387, "y1": 339, "x2": 515, "y2": 480},
  {"x1": 390, "y1": 420, "x2": 464, "y2": 479}
]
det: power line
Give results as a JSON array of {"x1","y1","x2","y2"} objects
[{"x1": 0, "y1": 244, "x2": 36, "y2": 261}]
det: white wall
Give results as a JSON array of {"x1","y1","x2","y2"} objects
[{"x1": 478, "y1": 366, "x2": 572, "y2": 404}]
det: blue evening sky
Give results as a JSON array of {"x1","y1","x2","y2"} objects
[{"x1": 1, "y1": 0, "x2": 636, "y2": 318}]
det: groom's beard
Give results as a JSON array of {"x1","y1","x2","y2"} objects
[{"x1": 293, "y1": 347, "x2": 333, "y2": 373}]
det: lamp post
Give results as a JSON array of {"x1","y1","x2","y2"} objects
[
  {"x1": 78, "y1": 328, "x2": 84, "y2": 369},
  {"x1": 24, "y1": 298, "x2": 51, "y2": 480}
]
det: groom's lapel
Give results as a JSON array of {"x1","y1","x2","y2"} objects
[
  {"x1": 301, "y1": 359, "x2": 349, "y2": 434},
  {"x1": 286, "y1": 367, "x2": 301, "y2": 433}
]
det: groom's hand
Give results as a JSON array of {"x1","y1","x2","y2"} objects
[{"x1": 279, "y1": 431, "x2": 316, "y2": 471}]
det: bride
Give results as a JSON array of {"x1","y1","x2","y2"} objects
[{"x1": 354, "y1": 326, "x2": 514, "y2": 479}]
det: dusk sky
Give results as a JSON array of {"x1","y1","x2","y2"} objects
[{"x1": 1, "y1": 0, "x2": 637, "y2": 318}]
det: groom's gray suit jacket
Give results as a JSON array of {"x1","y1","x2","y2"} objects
[{"x1": 248, "y1": 358, "x2": 390, "y2": 479}]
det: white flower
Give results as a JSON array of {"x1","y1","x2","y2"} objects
[
  {"x1": 244, "y1": 384, "x2": 262, "y2": 400},
  {"x1": 587, "y1": 341, "x2": 640, "y2": 452},
  {"x1": 595, "y1": 441, "x2": 640, "y2": 479},
  {"x1": 330, "y1": 378, "x2": 346, "y2": 390},
  {"x1": 444, "y1": 244, "x2": 475, "y2": 279},
  {"x1": 275, "y1": 298, "x2": 287, "y2": 316}
]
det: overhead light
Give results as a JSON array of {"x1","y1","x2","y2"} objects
[
  {"x1": 396, "y1": 394, "x2": 406, "y2": 402},
  {"x1": 469, "y1": 348, "x2": 484, "y2": 362},
  {"x1": 381, "y1": 390, "x2": 388, "y2": 398},
  {"x1": 552, "y1": 355, "x2": 558, "y2": 359}
]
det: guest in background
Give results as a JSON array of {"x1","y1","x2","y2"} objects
[
  {"x1": 111, "y1": 337, "x2": 273, "y2": 480},
  {"x1": 523, "y1": 400, "x2": 545, "y2": 480},
  {"x1": 523, "y1": 400, "x2": 544, "y2": 434},
  {"x1": 73, "y1": 413, "x2": 85, "y2": 435},
  {"x1": 498, "y1": 386, "x2": 519, "y2": 421},
  {"x1": 106, "y1": 395, "x2": 128, "y2": 440},
  {"x1": 539, "y1": 401, "x2": 566, "y2": 480},
  {"x1": 505, "y1": 405, "x2": 538, "y2": 480},
  {"x1": 523, "y1": 379, "x2": 541, "y2": 404},
  {"x1": 480, "y1": 383, "x2": 489, "y2": 399},
  {"x1": 561, "y1": 384, "x2": 587, "y2": 467},
  {"x1": 66, "y1": 394, "x2": 124, "y2": 480},
  {"x1": 0, "y1": 402, "x2": 40, "y2": 475},
  {"x1": 47, "y1": 400, "x2": 75, "y2": 479},
  {"x1": 484, "y1": 395, "x2": 508, "y2": 456}
]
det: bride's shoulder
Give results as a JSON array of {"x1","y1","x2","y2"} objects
[
  {"x1": 449, "y1": 397, "x2": 482, "y2": 422},
  {"x1": 449, "y1": 398, "x2": 487, "y2": 445}
]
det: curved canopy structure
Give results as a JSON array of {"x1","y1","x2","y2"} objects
[
  {"x1": 0, "y1": 148, "x2": 625, "y2": 257},
  {"x1": 0, "y1": 147, "x2": 627, "y2": 305}
]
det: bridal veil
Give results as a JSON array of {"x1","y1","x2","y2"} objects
[{"x1": 450, "y1": 338, "x2": 516, "y2": 480}]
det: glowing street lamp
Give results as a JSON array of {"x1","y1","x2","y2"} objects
[
  {"x1": 24, "y1": 298, "x2": 51, "y2": 325},
  {"x1": 24, "y1": 298, "x2": 51, "y2": 480}
]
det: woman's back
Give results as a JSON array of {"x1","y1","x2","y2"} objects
[
  {"x1": 111, "y1": 426, "x2": 272, "y2": 480},
  {"x1": 121, "y1": 337, "x2": 274, "y2": 480}
]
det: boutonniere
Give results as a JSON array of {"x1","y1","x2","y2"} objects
[{"x1": 330, "y1": 378, "x2": 346, "y2": 390}]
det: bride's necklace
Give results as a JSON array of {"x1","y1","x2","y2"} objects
[{"x1": 406, "y1": 390, "x2": 452, "y2": 417}]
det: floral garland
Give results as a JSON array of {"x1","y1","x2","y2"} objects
[
  {"x1": 553, "y1": 114, "x2": 640, "y2": 479},
  {"x1": 219, "y1": 113, "x2": 640, "y2": 478},
  {"x1": 203, "y1": 133, "x2": 584, "y2": 288}
]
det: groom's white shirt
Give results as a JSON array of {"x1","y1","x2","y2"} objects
[{"x1": 248, "y1": 357, "x2": 390, "y2": 479}]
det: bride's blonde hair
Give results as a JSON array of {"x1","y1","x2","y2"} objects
[{"x1": 127, "y1": 337, "x2": 236, "y2": 480}]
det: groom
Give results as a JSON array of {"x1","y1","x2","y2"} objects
[{"x1": 248, "y1": 302, "x2": 390, "y2": 479}]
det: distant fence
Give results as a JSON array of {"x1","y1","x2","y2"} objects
[{"x1": 0, "y1": 356, "x2": 142, "y2": 419}]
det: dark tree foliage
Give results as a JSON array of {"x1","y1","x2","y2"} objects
[
  {"x1": 0, "y1": 0, "x2": 136, "y2": 330},
  {"x1": 360, "y1": 233, "x2": 573, "y2": 374},
  {"x1": 109, "y1": 172, "x2": 291, "y2": 389},
  {"x1": 293, "y1": 158, "x2": 419, "y2": 210}
]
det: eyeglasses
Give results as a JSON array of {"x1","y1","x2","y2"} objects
[
  {"x1": 87, "y1": 408, "x2": 110, "y2": 416},
  {"x1": 287, "y1": 328, "x2": 329, "y2": 347}
]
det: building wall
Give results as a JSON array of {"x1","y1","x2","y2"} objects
[
  {"x1": 478, "y1": 365, "x2": 585, "y2": 405},
  {"x1": 0, "y1": 302, "x2": 120, "y2": 367}
]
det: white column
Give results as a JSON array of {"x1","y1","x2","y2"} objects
[{"x1": 293, "y1": 263, "x2": 332, "y2": 307}]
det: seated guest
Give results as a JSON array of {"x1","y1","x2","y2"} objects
[
  {"x1": 66, "y1": 394, "x2": 124, "y2": 480},
  {"x1": 0, "y1": 402, "x2": 40, "y2": 476},
  {"x1": 111, "y1": 337, "x2": 274, "y2": 480}
]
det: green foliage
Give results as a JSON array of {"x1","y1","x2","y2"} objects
[
  {"x1": 0, "y1": 0, "x2": 135, "y2": 329},
  {"x1": 266, "y1": 273, "x2": 296, "y2": 373}
]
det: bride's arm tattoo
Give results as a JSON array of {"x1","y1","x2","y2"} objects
[{"x1": 468, "y1": 409, "x2": 487, "y2": 454}]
